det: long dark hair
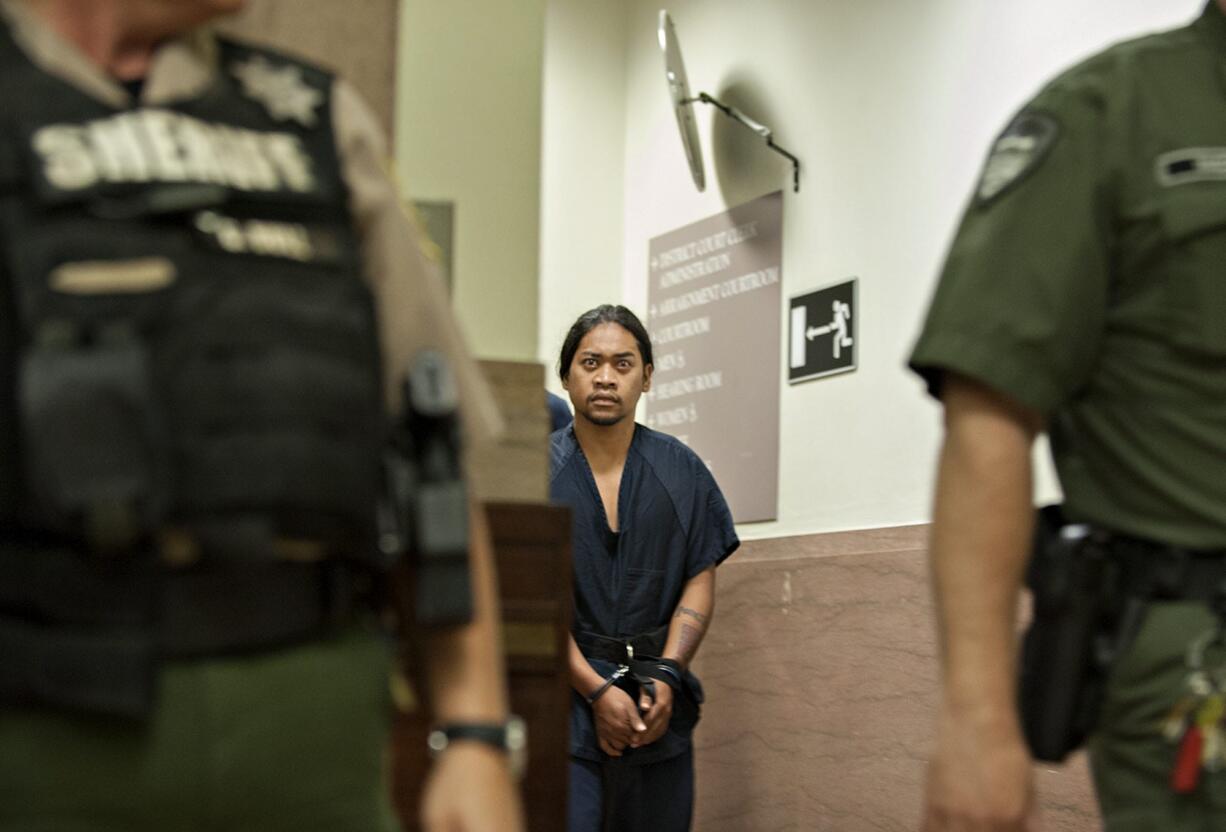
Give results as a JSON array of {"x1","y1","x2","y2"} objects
[{"x1": 557, "y1": 305, "x2": 654, "y2": 382}]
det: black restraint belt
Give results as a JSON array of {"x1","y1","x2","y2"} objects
[{"x1": 574, "y1": 626, "x2": 699, "y2": 723}]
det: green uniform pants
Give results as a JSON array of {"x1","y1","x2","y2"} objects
[
  {"x1": 1091, "y1": 602, "x2": 1226, "y2": 831},
  {"x1": 0, "y1": 626, "x2": 400, "y2": 832}
]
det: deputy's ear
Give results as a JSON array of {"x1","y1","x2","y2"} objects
[{"x1": 642, "y1": 364, "x2": 653, "y2": 391}]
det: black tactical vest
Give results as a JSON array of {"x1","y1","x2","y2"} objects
[{"x1": 0, "y1": 29, "x2": 386, "y2": 553}]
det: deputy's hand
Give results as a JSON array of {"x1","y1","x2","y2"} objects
[
  {"x1": 635, "y1": 681, "x2": 673, "y2": 747},
  {"x1": 421, "y1": 741, "x2": 524, "y2": 832},
  {"x1": 921, "y1": 704, "x2": 1039, "y2": 831},
  {"x1": 591, "y1": 686, "x2": 647, "y2": 757}
]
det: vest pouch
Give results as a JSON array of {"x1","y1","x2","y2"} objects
[{"x1": 19, "y1": 327, "x2": 168, "y2": 552}]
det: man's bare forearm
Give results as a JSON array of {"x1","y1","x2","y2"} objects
[
  {"x1": 931, "y1": 377, "x2": 1040, "y2": 718},
  {"x1": 423, "y1": 500, "x2": 509, "y2": 723},
  {"x1": 663, "y1": 567, "x2": 716, "y2": 669}
]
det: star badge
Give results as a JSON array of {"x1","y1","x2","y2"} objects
[{"x1": 231, "y1": 55, "x2": 323, "y2": 128}]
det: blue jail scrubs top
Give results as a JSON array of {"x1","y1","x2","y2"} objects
[{"x1": 549, "y1": 423, "x2": 740, "y2": 765}]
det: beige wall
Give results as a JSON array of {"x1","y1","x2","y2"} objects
[
  {"x1": 220, "y1": 0, "x2": 399, "y2": 138},
  {"x1": 396, "y1": 1, "x2": 546, "y2": 363}
]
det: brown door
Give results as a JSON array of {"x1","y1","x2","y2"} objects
[{"x1": 390, "y1": 501, "x2": 572, "y2": 832}]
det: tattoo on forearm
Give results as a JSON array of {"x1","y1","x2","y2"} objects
[
  {"x1": 675, "y1": 623, "x2": 703, "y2": 665},
  {"x1": 674, "y1": 605, "x2": 708, "y2": 625}
]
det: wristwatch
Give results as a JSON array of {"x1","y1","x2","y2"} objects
[{"x1": 427, "y1": 715, "x2": 528, "y2": 779}]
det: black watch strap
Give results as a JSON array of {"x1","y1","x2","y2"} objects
[
  {"x1": 427, "y1": 716, "x2": 528, "y2": 778},
  {"x1": 429, "y1": 723, "x2": 508, "y2": 752}
]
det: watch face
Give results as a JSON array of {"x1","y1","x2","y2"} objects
[
  {"x1": 506, "y1": 715, "x2": 529, "y2": 780},
  {"x1": 427, "y1": 729, "x2": 449, "y2": 754},
  {"x1": 506, "y1": 716, "x2": 527, "y2": 750}
]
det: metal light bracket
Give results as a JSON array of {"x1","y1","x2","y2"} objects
[{"x1": 688, "y1": 92, "x2": 801, "y2": 192}]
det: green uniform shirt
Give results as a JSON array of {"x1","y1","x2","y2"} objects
[{"x1": 911, "y1": 2, "x2": 1226, "y2": 549}]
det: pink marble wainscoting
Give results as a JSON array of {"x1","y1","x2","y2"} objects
[{"x1": 689, "y1": 525, "x2": 1101, "y2": 831}]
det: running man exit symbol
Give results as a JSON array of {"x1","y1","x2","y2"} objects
[
  {"x1": 806, "y1": 301, "x2": 853, "y2": 359},
  {"x1": 789, "y1": 278, "x2": 857, "y2": 383}
]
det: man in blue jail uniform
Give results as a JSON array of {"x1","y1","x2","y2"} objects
[{"x1": 549, "y1": 304, "x2": 739, "y2": 832}]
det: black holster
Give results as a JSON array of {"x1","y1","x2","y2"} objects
[
  {"x1": 378, "y1": 350, "x2": 472, "y2": 628},
  {"x1": 1018, "y1": 505, "x2": 1137, "y2": 762}
]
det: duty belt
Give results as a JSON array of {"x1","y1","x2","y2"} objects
[
  {"x1": 1020, "y1": 507, "x2": 1226, "y2": 762},
  {"x1": 0, "y1": 539, "x2": 374, "y2": 719},
  {"x1": 1108, "y1": 536, "x2": 1226, "y2": 605}
]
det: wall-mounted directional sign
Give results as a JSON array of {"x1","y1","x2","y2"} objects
[
  {"x1": 789, "y1": 278, "x2": 857, "y2": 384},
  {"x1": 645, "y1": 190, "x2": 782, "y2": 523}
]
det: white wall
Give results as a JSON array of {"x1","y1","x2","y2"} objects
[
  {"x1": 397, "y1": 0, "x2": 545, "y2": 362},
  {"x1": 540, "y1": 0, "x2": 1204, "y2": 540}
]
